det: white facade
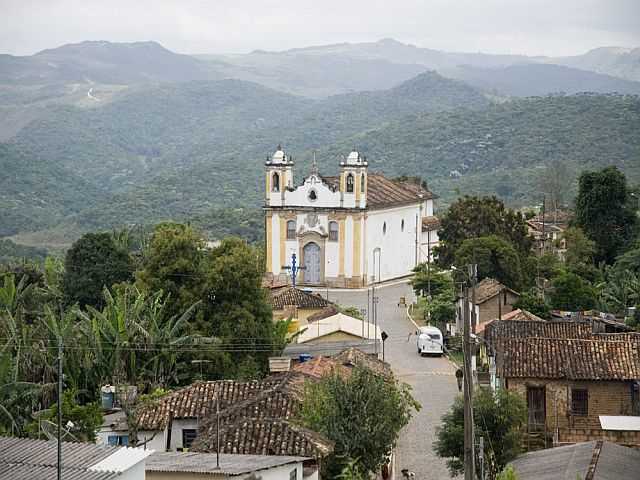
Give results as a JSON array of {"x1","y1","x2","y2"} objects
[
  {"x1": 100, "y1": 418, "x2": 200, "y2": 452},
  {"x1": 264, "y1": 147, "x2": 438, "y2": 288}
]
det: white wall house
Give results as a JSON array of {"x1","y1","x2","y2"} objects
[{"x1": 264, "y1": 147, "x2": 439, "y2": 288}]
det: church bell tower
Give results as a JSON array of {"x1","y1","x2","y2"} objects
[
  {"x1": 265, "y1": 145, "x2": 294, "y2": 207},
  {"x1": 339, "y1": 149, "x2": 368, "y2": 208}
]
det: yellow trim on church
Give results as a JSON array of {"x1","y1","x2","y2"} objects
[
  {"x1": 338, "y1": 218, "x2": 346, "y2": 276},
  {"x1": 340, "y1": 172, "x2": 345, "y2": 193},
  {"x1": 265, "y1": 215, "x2": 272, "y2": 272},
  {"x1": 355, "y1": 172, "x2": 361, "y2": 202},
  {"x1": 265, "y1": 172, "x2": 270, "y2": 197},
  {"x1": 279, "y1": 216, "x2": 286, "y2": 270},
  {"x1": 352, "y1": 217, "x2": 361, "y2": 278}
]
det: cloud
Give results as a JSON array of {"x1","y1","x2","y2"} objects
[{"x1": 0, "y1": 0, "x2": 638, "y2": 56}]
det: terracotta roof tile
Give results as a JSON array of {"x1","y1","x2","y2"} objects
[
  {"x1": 268, "y1": 287, "x2": 331, "y2": 310},
  {"x1": 322, "y1": 173, "x2": 434, "y2": 209},
  {"x1": 499, "y1": 337, "x2": 640, "y2": 381},
  {"x1": 366, "y1": 174, "x2": 433, "y2": 209},
  {"x1": 306, "y1": 305, "x2": 340, "y2": 323},
  {"x1": 191, "y1": 374, "x2": 333, "y2": 459},
  {"x1": 484, "y1": 319, "x2": 593, "y2": 348},
  {"x1": 474, "y1": 278, "x2": 519, "y2": 304},
  {"x1": 292, "y1": 356, "x2": 351, "y2": 379},
  {"x1": 421, "y1": 216, "x2": 440, "y2": 231},
  {"x1": 500, "y1": 309, "x2": 544, "y2": 322},
  {"x1": 333, "y1": 347, "x2": 392, "y2": 378},
  {"x1": 136, "y1": 379, "x2": 283, "y2": 430}
]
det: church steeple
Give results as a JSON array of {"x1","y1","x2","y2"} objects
[
  {"x1": 265, "y1": 144, "x2": 294, "y2": 207},
  {"x1": 339, "y1": 149, "x2": 368, "y2": 208}
]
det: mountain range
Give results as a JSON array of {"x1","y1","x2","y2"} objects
[{"x1": 0, "y1": 38, "x2": 639, "y2": 252}]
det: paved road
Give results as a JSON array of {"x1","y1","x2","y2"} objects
[{"x1": 317, "y1": 281, "x2": 460, "y2": 480}]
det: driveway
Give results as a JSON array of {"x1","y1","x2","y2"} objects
[{"x1": 314, "y1": 280, "x2": 460, "y2": 480}]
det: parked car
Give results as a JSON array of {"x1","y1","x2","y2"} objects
[{"x1": 416, "y1": 326, "x2": 444, "y2": 356}]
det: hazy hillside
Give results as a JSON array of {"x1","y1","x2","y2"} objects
[
  {"x1": 2, "y1": 71, "x2": 486, "y2": 239},
  {"x1": 0, "y1": 40, "x2": 219, "y2": 85},
  {"x1": 553, "y1": 47, "x2": 640, "y2": 82},
  {"x1": 2, "y1": 39, "x2": 639, "y2": 250},
  {"x1": 441, "y1": 64, "x2": 640, "y2": 96},
  {"x1": 318, "y1": 94, "x2": 640, "y2": 205}
]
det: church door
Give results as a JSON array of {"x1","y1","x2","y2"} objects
[{"x1": 303, "y1": 242, "x2": 321, "y2": 284}]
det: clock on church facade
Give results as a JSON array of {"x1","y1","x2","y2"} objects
[{"x1": 264, "y1": 146, "x2": 440, "y2": 288}]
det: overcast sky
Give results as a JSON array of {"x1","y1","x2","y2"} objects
[{"x1": 1, "y1": 0, "x2": 638, "y2": 57}]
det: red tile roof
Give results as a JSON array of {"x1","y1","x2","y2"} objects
[
  {"x1": 474, "y1": 278, "x2": 519, "y2": 304},
  {"x1": 484, "y1": 320, "x2": 593, "y2": 348},
  {"x1": 421, "y1": 216, "x2": 440, "y2": 231},
  {"x1": 366, "y1": 174, "x2": 433, "y2": 209},
  {"x1": 268, "y1": 287, "x2": 331, "y2": 310},
  {"x1": 499, "y1": 338, "x2": 640, "y2": 381},
  {"x1": 322, "y1": 173, "x2": 434, "y2": 209}
]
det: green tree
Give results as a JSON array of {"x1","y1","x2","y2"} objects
[
  {"x1": 26, "y1": 389, "x2": 103, "y2": 442},
  {"x1": 614, "y1": 242, "x2": 640, "y2": 276},
  {"x1": 411, "y1": 263, "x2": 454, "y2": 298},
  {"x1": 454, "y1": 235, "x2": 523, "y2": 289},
  {"x1": 436, "y1": 196, "x2": 532, "y2": 267},
  {"x1": 549, "y1": 272, "x2": 597, "y2": 311},
  {"x1": 597, "y1": 268, "x2": 640, "y2": 316},
  {"x1": 62, "y1": 232, "x2": 133, "y2": 308},
  {"x1": 575, "y1": 167, "x2": 637, "y2": 264},
  {"x1": 496, "y1": 465, "x2": 519, "y2": 480},
  {"x1": 299, "y1": 366, "x2": 420, "y2": 478},
  {"x1": 136, "y1": 222, "x2": 205, "y2": 320},
  {"x1": 434, "y1": 388, "x2": 526, "y2": 480},
  {"x1": 201, "y1": 237, "x2": 276, "y2": 376},
  {"x1": 513, "y1": 291, "x2": 551, "y2": 319}
]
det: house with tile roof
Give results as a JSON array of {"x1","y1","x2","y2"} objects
[
  {"x1": 100, "y1": 373, "x2": 333, "y2": 465},
  {"x1": 455, "y1": 277, "x2": 520, "y2": 333},
  {"x1": 267, "y1": 286, "x2": 333, "y2": 329},
  {"x1": 264, "y1": 146, "x2": 438, "y2": 288},
  {"x1": 488, "y1": 327, "x2": 640, "y2": 449}
]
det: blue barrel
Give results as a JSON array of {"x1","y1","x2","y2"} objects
[{"x1": 299, "y1": 354, "x2": 312, "y2": 363}]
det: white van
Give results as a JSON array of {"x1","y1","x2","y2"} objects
[{"x1": 416, "y1": 326, "x2": 444, "y2": 356}]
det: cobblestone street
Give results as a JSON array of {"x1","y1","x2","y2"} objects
[{"x1": 314, "y1": 280, "x2": 460, "y2": 480}]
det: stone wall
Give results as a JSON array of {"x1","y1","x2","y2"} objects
[{"x1": 507, "y1": 378, "x2": 638, "y2": 445}]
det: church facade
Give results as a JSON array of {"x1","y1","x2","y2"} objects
[{"x1": 264, "y1": 146, "x2": 440, "y2": 288}]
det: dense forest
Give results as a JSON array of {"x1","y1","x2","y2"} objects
[{"x1": 1, "y1": 40, "x2": 640, "y2": 255}]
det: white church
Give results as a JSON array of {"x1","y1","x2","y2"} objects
[{"x1": 264, "y1": 146, "x2": 440, "y2": 288}]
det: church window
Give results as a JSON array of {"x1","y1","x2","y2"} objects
[
  {"x1": 360, "y1": 174, "x2": 365, "y2": 193},
  {"x1": 346, "y1": 174, "x2": 354, "y2": 193},
  {"x1": 287, "y1": 220, "x2": 296, "y2": 240},
  {"x1": 329, "y1": 221, "x2": 339, "y2": 242},
  {"x1": 383, "y1": 222, "x2": 387, "y2": 235},
  {"x1": 272, "y1": 172, "x2": 280, "y2": 192},
  {"x1": 401, "y1": 219, "x2": 405, "y2": 232},
  {"x1": 308, "y1": 190, "x2": 317, "y2": 201}
]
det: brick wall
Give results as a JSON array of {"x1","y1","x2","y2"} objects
[
  {"x1": 507, "y1": 378, "x2": 638, "y2": 446},
  {"x1": 478, "y1": 291, "x2": 518, "y2": 324}
]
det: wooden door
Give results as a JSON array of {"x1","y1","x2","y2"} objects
[
  {"x1": 527, "y1": 386, "x2": 546, "y2": 428},
  {"x1": 303, "y1": 242, "x2": 321, "y2": 284}
]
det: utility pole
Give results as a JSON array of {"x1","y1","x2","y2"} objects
[
  {"x1": 463, "y1": 267, "x2": 476, "y2": 480},
  {"x1": 479, "y1": 436, "x2": 485, "y2": 480},
  {"x1": 215, "y1": 396, "x2": 220, "y2": 469},
  {"x1": 57, "y1": 337, "x2": 63, "y2": 480}
]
